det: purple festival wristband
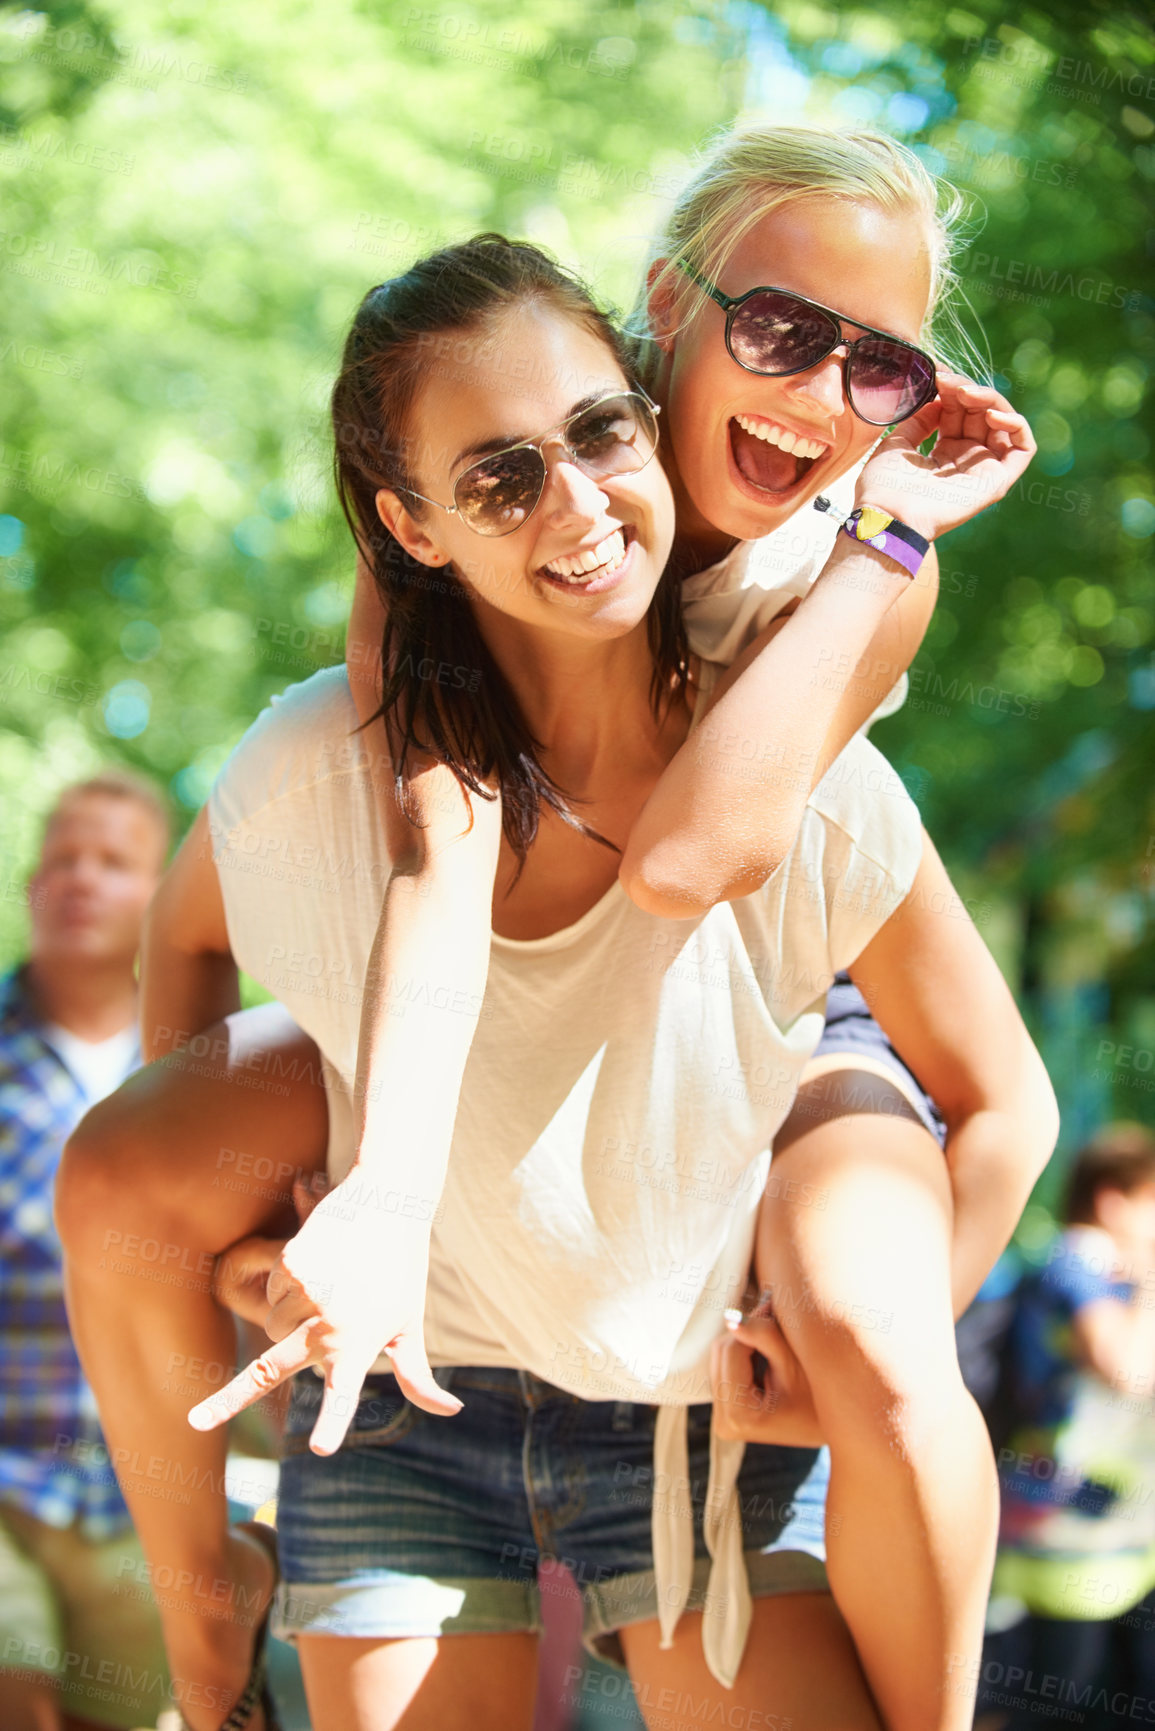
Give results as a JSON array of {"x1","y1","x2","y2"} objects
[{"x1": 813, "y1": 497, "x2": 929, "y2": 579}]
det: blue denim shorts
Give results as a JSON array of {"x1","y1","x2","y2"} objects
[
  {"x1": 272, "y1": 1367, "x2": 830, "y2": 1664},
  {"x1": 813, "y1": 973, "x2": 946, "y2": 1148}
]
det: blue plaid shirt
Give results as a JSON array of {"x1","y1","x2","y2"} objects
[{"x1": 0, "y1": 966, "x2": 138, "y2": 1536}]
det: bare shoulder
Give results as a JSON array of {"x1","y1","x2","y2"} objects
[{"x1": 390, "y1": 753, "x2": 503, "y2": 875}]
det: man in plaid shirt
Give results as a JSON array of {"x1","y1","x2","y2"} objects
[{"x1": 0, "y1": 773, "x2": 170, "y2": 1731}]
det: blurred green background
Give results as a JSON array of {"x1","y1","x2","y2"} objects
[{"x1": 2, "y1": 0, "x2": 1152, "y2": 1235}]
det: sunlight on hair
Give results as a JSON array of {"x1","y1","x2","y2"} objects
[{"x1": 632, "y1": 122, "x2": 993, "y2": 387}]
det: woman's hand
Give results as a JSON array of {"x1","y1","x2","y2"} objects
[
  {"x1": 189, "y1": 1174, "x2": 461, "y2": 1453},
  {"x1": 710, "y1": 1300, "x2": 824, "y2": 1447},
  {"x1": 211, "y1": 1230, "x2": 289, "y2": 1328},
  {"x1": 855, "y1": 370, "x2": 1036, "y2": 543},
  {"x1": 209, "y1": 1172, "x2": 331, "y2": 1327}
]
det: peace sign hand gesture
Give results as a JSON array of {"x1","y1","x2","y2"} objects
[{"x1": 189, "y1": 1175, "x2": 461, "y2": 1456}]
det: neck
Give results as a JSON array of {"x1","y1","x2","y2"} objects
[
  {"x1": 472, "y1": 604, "x2": 679, "y2": 792},
  {"x1": 26, "y1": 954, "x2": 139, "y2": 1043},
  {"x1": 651, "y1": 354, "x2": 739, "y2": 578}
]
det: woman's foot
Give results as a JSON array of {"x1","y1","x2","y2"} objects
[{"x1": 167, "y1": 1524, "x2": 278, "y2": 1731}]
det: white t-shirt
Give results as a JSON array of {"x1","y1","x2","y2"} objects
[
  {"x1": 208, "y1": 661, "x2": 921, "y2": 1681},
  {"x1": 42, "y1": 1023, "x2": 138, "y2": 1104}
]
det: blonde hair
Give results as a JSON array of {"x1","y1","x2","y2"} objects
[
  {"x1": 44, "y1": 771, "x2": 171, "y2": 855},
  {"x1": 636, "y1": 123, "x2": 987, "y2": 383}
]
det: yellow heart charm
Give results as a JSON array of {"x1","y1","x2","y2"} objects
[{"x1": 854, "y1": 506, "x2": 894, "y2": 540}]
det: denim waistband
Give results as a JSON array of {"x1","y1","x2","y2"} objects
[{"x1": 367, "y1": 1365, "x2": 653, "y2": 1415}]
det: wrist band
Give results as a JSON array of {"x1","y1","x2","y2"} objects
[{"x1": 813, "y1": 496, "x2": 929, "y2": 579}]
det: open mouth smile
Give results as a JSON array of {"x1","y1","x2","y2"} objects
[{"x1": 729, "y1": 413, "x2": 831, "y2": 497}]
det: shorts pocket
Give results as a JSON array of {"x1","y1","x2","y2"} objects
[{"x1": 281, "y1": 1371, "x2": 420, "y2": 1456}]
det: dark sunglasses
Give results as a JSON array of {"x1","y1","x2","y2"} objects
[
  {"x1": 678, "y1": 259, "x2": 937, "y2": 427},
  {"x1": 400, "y1": 390, "x2": 660, "y2": 538}
]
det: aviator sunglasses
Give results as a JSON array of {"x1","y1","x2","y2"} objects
[
  {"x1": 679, "y1": 259, "x2": 937, "y2": 427},
  {"x1": 400, "y1": 390, "x2": 660, "y2": 538}
]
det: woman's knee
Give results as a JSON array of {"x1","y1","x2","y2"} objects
[
  {"x1": 783, "y1": 1284, "x2": 967, "y2": 1453},
  {"x1": 56, "y1": 1088, "x2": 154, "y2": 1251},
  {"x1": 759, "y1": 1114, "x2": 956, "y2": 1402},
  {"x1": 766, "y1": 1227, "x2": 960, "y2": 1433},
  {"x1": 55, "y1": 1060, "x2": 269, "y2": 1256},
  {"x1": 57, "y1": 1016, "x2": 328, "y2": 1257}
]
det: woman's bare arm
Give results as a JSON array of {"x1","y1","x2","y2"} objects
[
  {"x1": 620, "y1": 538, "x2": 937, "y2": 915},
  {"x1": 621, "y1": 373, "x2": 1036, "y2": 918},
  {"x1": 350, "y1": 756, "x2": 502, "y2": 1189},
  {"x1": 849, "y1": 829, "x2": 1059, "y2": 1316},
  {"x1": 140, "y1": 806, "x2": 240, "y2": 1061},
  {"x1": 344, "y1": 548, "x2": 503, "y2": 1184}
]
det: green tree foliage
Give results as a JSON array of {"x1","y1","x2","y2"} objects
[
  {"x1": 1, "y1": 0, "x2": 1151, "y2": 1141},
  {"x1": 0, "y1": 0, "x2": 736, "y2": 892}
]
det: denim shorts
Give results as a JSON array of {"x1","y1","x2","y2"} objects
[
  {"x1": 813, "y1": 973, "x2": 946, "y2": 1148},
  {"x1": 272, "y1": 1366, "x2": 830, "y2": 1664}
]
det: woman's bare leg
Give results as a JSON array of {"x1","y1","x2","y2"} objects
[
  {"x1": 757, "y1": 1072, "x2": 997, "y2": 1731},
  {"x1": 297, "y1": 1633, "x2": 538, "y2": 1731},
  {"x1": 622, "y1": 1594, "x2": 882, "y2": 1730},
  {"x1": 56, "y1": 1005, "x2": 329, "y2": 1731}
]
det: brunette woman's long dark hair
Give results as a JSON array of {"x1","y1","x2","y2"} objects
[{"x1": 332, "y1": 234, "x2": 689, "y2": 870}]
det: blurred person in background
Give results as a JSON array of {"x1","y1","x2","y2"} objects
[
  {"x1": 976, "y1": 1124, "x2": 1155, "y2": 1730},
  {"x1": 0, "y1": 774, "x2": 171, "y2": 1731}
]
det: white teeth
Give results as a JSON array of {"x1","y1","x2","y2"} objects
[
  {"x1": 543, "y1": 528, "x2": 627, "y2": 582},
  {"x1": 734, "y1": 415, "x2": 827, "y2": 462}
]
